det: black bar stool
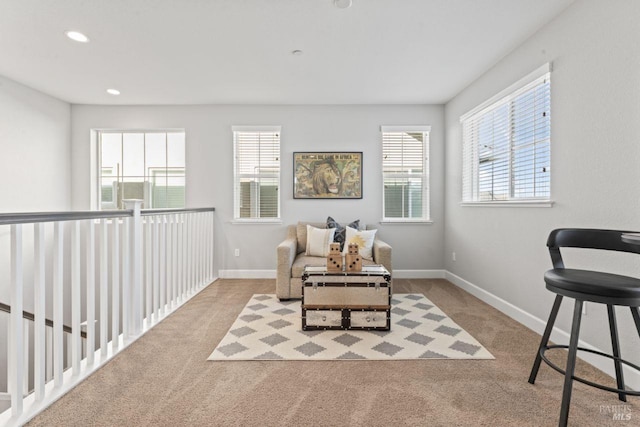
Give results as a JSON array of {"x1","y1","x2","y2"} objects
[{"x1": 529, "y1": 229, "x2": 640, "y2": 427}]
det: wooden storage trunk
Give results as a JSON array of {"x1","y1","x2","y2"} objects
[{"x1": 301, "y1": 265, "x2": 391, "y2": 331}]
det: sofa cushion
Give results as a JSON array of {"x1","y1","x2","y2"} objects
[
  {"x1": 326, "y1": 216, "x2": 360, "y2": 250},
  {"x1": 296, "y1": 221, "x2": 327, "y2": 254},
  {"x1": 342, "y1": 226, "x2": 377, "y2": 260},
  {"x1": 292, "y1": 255, "x2": 328, "y2": 278},
  {"x1": 305, "y1": 225, "x2": 336, "y2": 257}
]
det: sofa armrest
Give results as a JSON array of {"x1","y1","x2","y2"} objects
[
  {"x1": 276, "y1": 237, "x2": 297, "y2": 298},
  {"x1": 372, "y1": 239, "x2": 392, "y2": 276}
]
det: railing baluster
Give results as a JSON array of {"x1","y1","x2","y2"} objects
[
  {"x1": 153, "y1": 216, "x2": 159, "y2": 322},
  {"x1": 201, "y1": 213, "x2": 206, "y2": 282},
  {"x1": 183, "y1": 214, "x2": 188, "y2": 295},
  {"x1": 122, "y1": 216, "x2": 130, "y2": 340},
  {"x1": 159, "y1": 216, "x2": 166, "y2": 317},
  {"x1": 167, "y1": 215, "x2": 173, "y2": 309},
  {"x1": 189, "y1": 213, "x2": 194, "y2": 293},
  {"x1": 126, "y1": 200, "x2": 143, "y2": 336},
  {"x1": 197, "y1": 213, "x2": 203, "y2": 286},
  {"x1": 211, "y1": 211, "x2": 215, "y2": 280},
  {"x1": 145, "y1": 217, "x2": 152, "y2": 325},
  {"x1": 172, "y1": 214, "x2": 178, "y2": 308},
  {"x1": 34, "y1": 222, "x2": 46, "y2": 401},
  {"x1": 86, "y1": 220, "x2": 96, "y2": 366},
  {"x1": 100, "y1": 219, "x2": 108, "y2": 357},
  {"x1": 178, "y1": 214, "x2": 186, "y2": 302},
  {"x1": 9, "y1": 223, "x2": 24, "y2": 416},
  {"x1": 111, "y1": 218, "x2": 120, "y2": 351},
  {"x1": 206, "y1": 212, "x2": 213, "y2": 283},
  {"x1": 53, "y1": 221, "x2": 64, "y2": 387},
  {"x1": 71, "y1": 221, "x2": 81, "y2": 375}
]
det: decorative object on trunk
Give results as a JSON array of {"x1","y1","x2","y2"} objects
[
  {"x1": 326, "y1": 242, "x2": 343, "y2": 272},
  {"x1": 345, "y1": 243, "x2": 362, "y2": 272}
]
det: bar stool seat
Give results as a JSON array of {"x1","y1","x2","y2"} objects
[
  {"x1": 545, "y1": 268, "x2": 640, "y2": 303},
  {"x1": 529, "y1": 229, "x2": 640, "y2": 427}
]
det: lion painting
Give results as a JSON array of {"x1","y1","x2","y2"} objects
[
  {"x1": 312, "y1": 158, "x2": 342, "y2": 196},
  {"x1": 294, "y1": 152, "x2": 362, "y2": 198}
]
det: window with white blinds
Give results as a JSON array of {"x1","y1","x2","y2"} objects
[
  {"x1": 381, "y1": 126, "x2": 430, "y2": 221},
  {"x1": 233, "y1": 126, "x2": 281, "y2": 220},
  {"x1": 461, "y1": 64, "x2": 551, "y2": 203}
]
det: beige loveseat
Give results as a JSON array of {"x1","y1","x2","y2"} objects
[{"x1": 276, "y1": 221, "x2": 392, "y2": 300}]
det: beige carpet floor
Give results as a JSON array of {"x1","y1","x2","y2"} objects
[{"x1": 27, "y1": 279, "x2": 637, "y2": 426}]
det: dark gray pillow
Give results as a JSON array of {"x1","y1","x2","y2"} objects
[{"x1": 327, "y1": 216, "x2": 360, "y2": 250}]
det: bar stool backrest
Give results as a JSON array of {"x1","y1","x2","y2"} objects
[{"x1": 547, "y1": 228, "x2": 640, "y2": 268}]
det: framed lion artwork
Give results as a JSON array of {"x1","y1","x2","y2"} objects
[{"x1": 293, "y1": 152, "x2": 362, "y2": 199}]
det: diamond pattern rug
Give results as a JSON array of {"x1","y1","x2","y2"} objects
[{"x1": 207, "y1": 294, "x2": 494, "y2": 361}]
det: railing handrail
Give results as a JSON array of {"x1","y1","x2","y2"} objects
[
  {"x1": 0, "y1": 302, "x2": 87, "y2": 339},
  {"x1": 141, "y1": 207, "x2": 215, "y2": 216},
  {"x1": 0, "y1": 207, "x2": 215, "y2": 225}
]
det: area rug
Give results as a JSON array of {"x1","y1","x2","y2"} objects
[{"x1": 208, "y1": 294, "x2": 493, "y2": 361}]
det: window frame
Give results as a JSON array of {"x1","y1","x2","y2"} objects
[
  {"x1": 232, "y1": 125, "x2": 282, "y2": 223},
  {"x1": 380, "y1": 125, "x2": 432, "y2": 223},
  {"x1": 95, "y1": 129, "x2": 186, "y2": 210},
  {"x1": 460, "y1": 63, "x2": 553, "y2": 207}
]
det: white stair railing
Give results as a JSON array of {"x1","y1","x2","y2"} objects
[{"x1": 0, "y1": 204, "x2": 215, "y2": 426}]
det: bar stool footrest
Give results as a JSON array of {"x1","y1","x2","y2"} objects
[{"x1": 540, "y1": 344, "x2": 640, "y2": 396}]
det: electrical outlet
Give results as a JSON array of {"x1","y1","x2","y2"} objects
[
  {"x1": 452, "y1": 252, "x2": 456, "y2": 262},
  {"x1": 234, "y1": 248, "x2": 240, "y2": 257}
]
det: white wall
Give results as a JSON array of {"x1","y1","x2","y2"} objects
[
  {"x1": 0, "y1": 74, "x2": 71, "y2": 395},
  {"x1": 71, "y1": 104, "x2": 445, "y2": 275},
  {"x1": 444, "y1": 0, "x2": 640, "y2": 385},
  {"x1": 0, "y1": 75, "x2": 71, "y2": 212}
]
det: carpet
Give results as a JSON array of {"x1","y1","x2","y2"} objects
[{"x1": 208, "y1": 293, "x2": 494, "y2": 361}]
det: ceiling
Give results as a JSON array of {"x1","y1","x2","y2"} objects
[{"x1": 0, "y1": 0, "x2": 574, "y2": 105}]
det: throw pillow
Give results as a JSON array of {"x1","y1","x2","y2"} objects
[
  {"x1": 305, "y1": 225, "x2": 337, "y2": 257},
  {"x1": 326, "y1": 216, "x2": 360, "y2": 250},
  {"x1": 342, "y1": 226, "x2": 377, "y2": 260}
]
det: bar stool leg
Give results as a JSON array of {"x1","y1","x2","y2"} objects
[
  {"x1": 559, "y1": 299, "x2": 583, "y2": 427},
  {"x1": 632, "y1": 307, "x2": 640, "y2": 337},
  {"x1": 529, "y1": 294, "x2": 563, "y2": 384},
  {"x1": 607, "y1": 305, "x2": 626, "y2": 402}
]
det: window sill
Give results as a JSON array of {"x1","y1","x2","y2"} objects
[
  {"x1": 460, "y1": 200, "x2": 554, "y2": 208},
  {"x1": 379, "y1": 219, "x2": 434, "y2": 224},
  {"x1": 232, "y1": 219, "x2": 283, "y2": 225}
]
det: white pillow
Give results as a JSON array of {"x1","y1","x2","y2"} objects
[
  {"x1": 342, "y1": 226, "x2": 377, "y2": 260},
  {"x1": 305, "y1": 225, "x2": 336, "y2": 257}
]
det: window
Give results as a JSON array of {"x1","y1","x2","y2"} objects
[
  {"x1": 98, "y1": 130, "x2": 185, "y2": 210},
  {"x1": 461, "y1": 64, "x2": 551, "y2": 203},
  {"x1": 233, "y1": 126, "x2": 281, "y2": 221},
  {"x1": 381, "y1": 126, "x2": 430, "y2": 221}
]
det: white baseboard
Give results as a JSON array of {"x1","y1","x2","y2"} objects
[
  {"x1": 219, "y1": 269, "x2": 276, "y2": 279},
  {"x1": 445, "y1": 271, "x2": 640, "y2": 391}
]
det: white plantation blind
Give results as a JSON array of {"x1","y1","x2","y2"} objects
[
  {"x1": 233, "y1": 126, "x2": 281, "y2": 220},
  {"x1": 381, "y1": 126, "x2": 430, "y2": 221},
  {"x1": 462, "y1": 66, "x2": 551, "y2": 203}
]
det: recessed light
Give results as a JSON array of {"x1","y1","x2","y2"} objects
[
  {"x1": 292, "y1": 50, "x2": 303, "y2": 56},
  {"x1": 65, "y1": 30, "x2": 90, "y2": 43},
  {"x1": 106, "y1": 89, "x2": 120, "y2": 95},
  {"x1": 334, "y1": 0, "x2": 352, "y2": 9}
]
